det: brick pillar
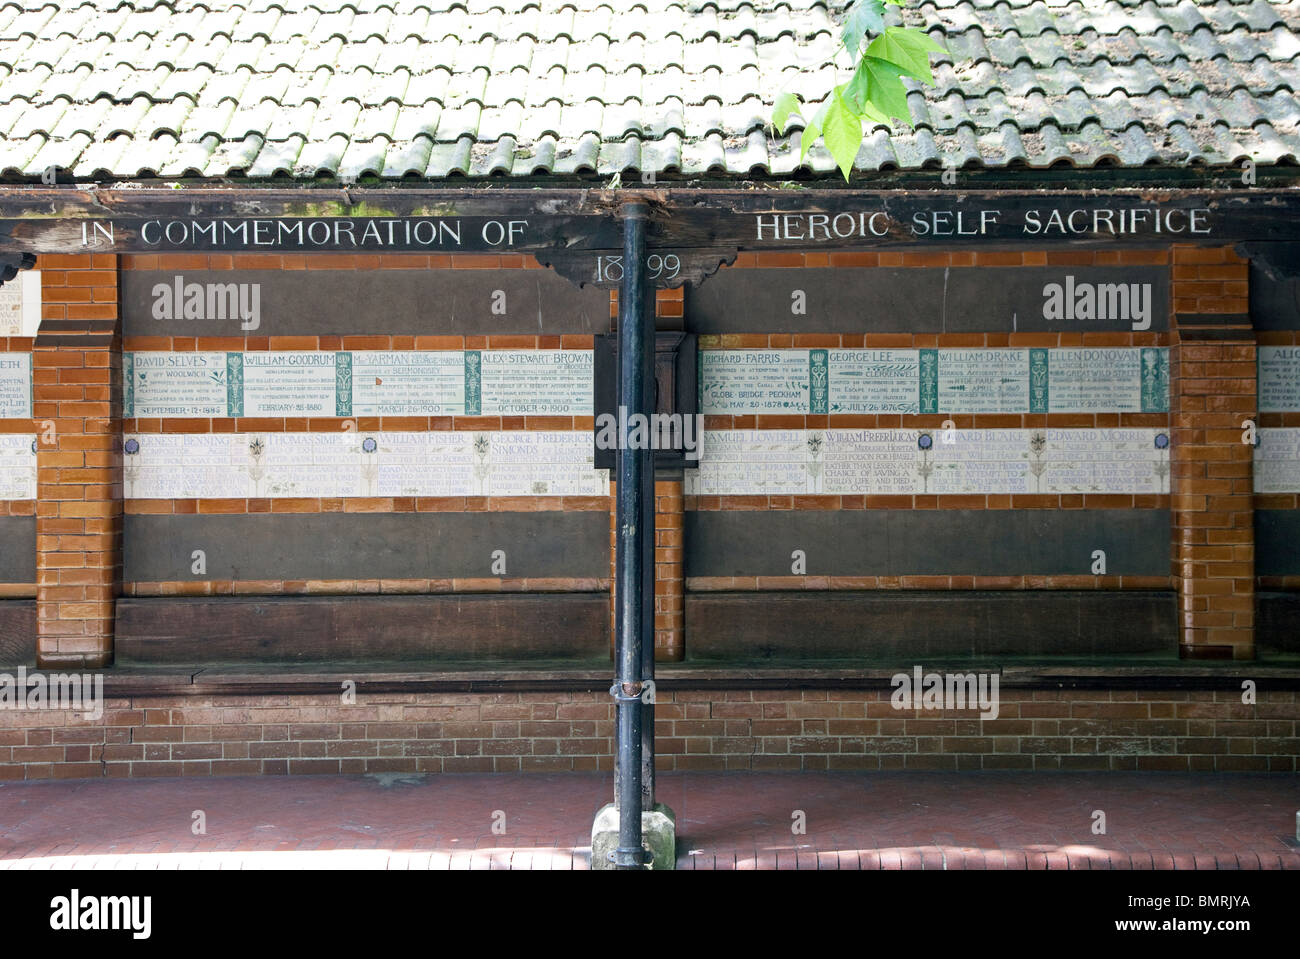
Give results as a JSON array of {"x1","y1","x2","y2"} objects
[
  {"x1": 655, "y1": 289, "x2": 686, "y2": 661},
  {"x1": 655, "y1": 476, "x2": 685, "y2": 661},
  {"x1": 1170, "y1": 246, "x2": 1255, "y2": 660},
  {"x1": 33, "y1": 254, "x2": 121, "y2": 668}
]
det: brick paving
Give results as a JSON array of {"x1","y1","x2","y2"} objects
[{"x1": 0, "y1": 771, "x2": 1296, "y2": 870}]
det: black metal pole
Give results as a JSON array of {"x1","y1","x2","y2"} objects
[
  {"x1": 640, "y1": 284, "x2": 656, "y2": 813},
  {"x1": 612, "y1": 200, "x2": 648, "y2": 868}
]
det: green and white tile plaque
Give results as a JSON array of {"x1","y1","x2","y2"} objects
[
  {"x1": 936, "y1": 349, "x2": 1030, "y2": 413},
  {"x1": 123, "y1": 350, "x2": 596, "y2": 418},
  {"x1": 241, "y1": 352, "x2": 339, "y2": 416},
  {"x1": 352, "y1": 351, "x2": 464, "y2": 415},
  {"x1": 124, "y1": 352, "x2": 228, "y2": 417},
  {"x1": 827, "y1": 350, "x2": 919, "y2": 413},
  {"x1": 700, "y1": 350, "x2": 811, "y2": 415},
  {"x1": 479, "y1": 350, "x2": 593, "y2": 415},
  {"x1": 699, "y1": 348, "x2": 1170, "y2": 416}
]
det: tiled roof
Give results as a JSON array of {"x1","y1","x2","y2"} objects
[{"x1": 0, "y1": 0, "x2": 1296, "y2": 181}]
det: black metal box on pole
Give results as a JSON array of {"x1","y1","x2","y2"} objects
[{"x1": 592, "y1": 331, "x2": 699, "y2": 471}]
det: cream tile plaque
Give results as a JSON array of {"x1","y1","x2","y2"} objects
[
  {"x1": 487, "y1": 432, "x2": 606, "y2": 495},
  {"x1": 688, "y1": 428, "x2": 1169, "y2": 495},
  {"x1": 0, "y1": 272, "x2": 40, "y2": 337},
  {"x1": 0, "y1": 433, "x2": 35, "y2": 499},
  {"x1": 1259, "y1": 347, "x2": 1300, "y2": 413},
  {"x1": 823, "y1": 429, "x2": 920, "y2": 494},
  {"x1": 685, "y1": 430, "x2": 811, "y2": 495},
  {"x1": 123, "y1": 431, "x2": 608, "y2": 498},
  {"x1": 376, "y1": 432, "x2": 476, "y2": 497},
  {"x1": 1255, "y1": 428, "x2": 1300, "y2": 493},
  {"x1": 0, "y1": 353, "x2": 32, "y2": 419},
  {"x1": 1041, "y1": 428, "x2": 1169, "y2": 494},
  {"x1": 927, "y1": 428, "x2": 1032, "y2": 493}
]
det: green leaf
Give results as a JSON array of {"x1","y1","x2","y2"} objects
[
  {"x1": 822, "y1": 89, "x2": 864, "y2": 181},
  {"x1": 795, "y1": 122, "x2": 816, "y2": 161},
  {"x1": 799, "y1": 96, "x2": 834, "y2": 163},
  {"x1": 866, "y1": 26, "x2": 946, "y2": 84},
  {"x1": 841, "y1": 0, "x2": 886, "y2": 58},
  {"x1": 848, "y1": 55, "x2": 912, "y2": 124},
  {"x1": 798, "y1": 116, "x2": 823, "y2": 164},
  {"x1": 798, "y1": 119, "x2": 819, "y2": 163},
  {"x1": 812, "y1": 97, "x2": 833, "y2": 128},
  {"x1": 771, "y1": 91, "x2": 801, "y2": 135},
  {"x1": 842, "y1": 63, "x2": 887, "y2": 123}
]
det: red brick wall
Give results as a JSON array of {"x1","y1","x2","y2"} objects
[
  {"x1": 655, "y1": 479, "x2": 685, "y2": 660},
  {"x1": 1169, "y1": 246, "x2": 1256, "y2": 659},
  {"x1": 33, "y1": 254, "x2": 121, "y2": 668},
  {"x1": 0, "y1": 688, "x2": 1294, "y2": 779}
]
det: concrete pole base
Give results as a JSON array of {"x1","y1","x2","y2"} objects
[{"x1": 590, "y1": 802, "x2": 676, "y2": 870}]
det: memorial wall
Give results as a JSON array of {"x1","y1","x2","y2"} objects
[
  {"x1": 99, "y1": 255, "x2": 613, "y2": 663},
  {"x1": 683, "y1": 248, "x2": 1297, "y2": 661},
  {"x1": 0, "y1": 246, "x2": 1297, "y2": 666}
]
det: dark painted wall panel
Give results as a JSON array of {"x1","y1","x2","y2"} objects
[
  {"x1": 1256, "y1": 510, "x2": 1300, "y2": 577},
  {"x1": 122, "y1": 269, "x2": 611, "y2": 337},
  {"x1": 687, "y1": 266, "x2": 1170, "y2": 333},
  {"x1": 124, "y1": 512, "x2": 610, "y2": 582},
  {"x1": 0, "y1": 516, "x2": 35, "y2": 582},
  {"x1": 117, "y1": 594, "x2": 609, "y2": 664},
  {"x1": 687, "y1": 591, "x2": 1176, "y2": 660},
  {"x1": 686, "y1": 509, "x2": 1171, "y2": 578},
  {"x1": 0, "y1": 600, "x2": 35, "y2": 667},
  {"x1": 1258, "y1": 593, "x2": 1300, "y2": 655},
  {"x1": 1250, "y1": 260, "x2": 1300, "y2": 330}
]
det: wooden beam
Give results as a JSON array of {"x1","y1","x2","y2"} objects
[{"x1": 0, "y1": 187, "x2": 1297, "y2": 255}]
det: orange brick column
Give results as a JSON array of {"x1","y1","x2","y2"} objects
[
  {"x1": 655, "y1": 476, "x2": 685, "y2": 661},
  {"x1": 1170, "y1": 246, "x2": 1255, "y2": 660},
  {"x1": 33, "y1": 254, "x2": 121, "y2": 668},
  {"x1": 654, "y1": 289, "x2": 686, "y2": 661}
]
